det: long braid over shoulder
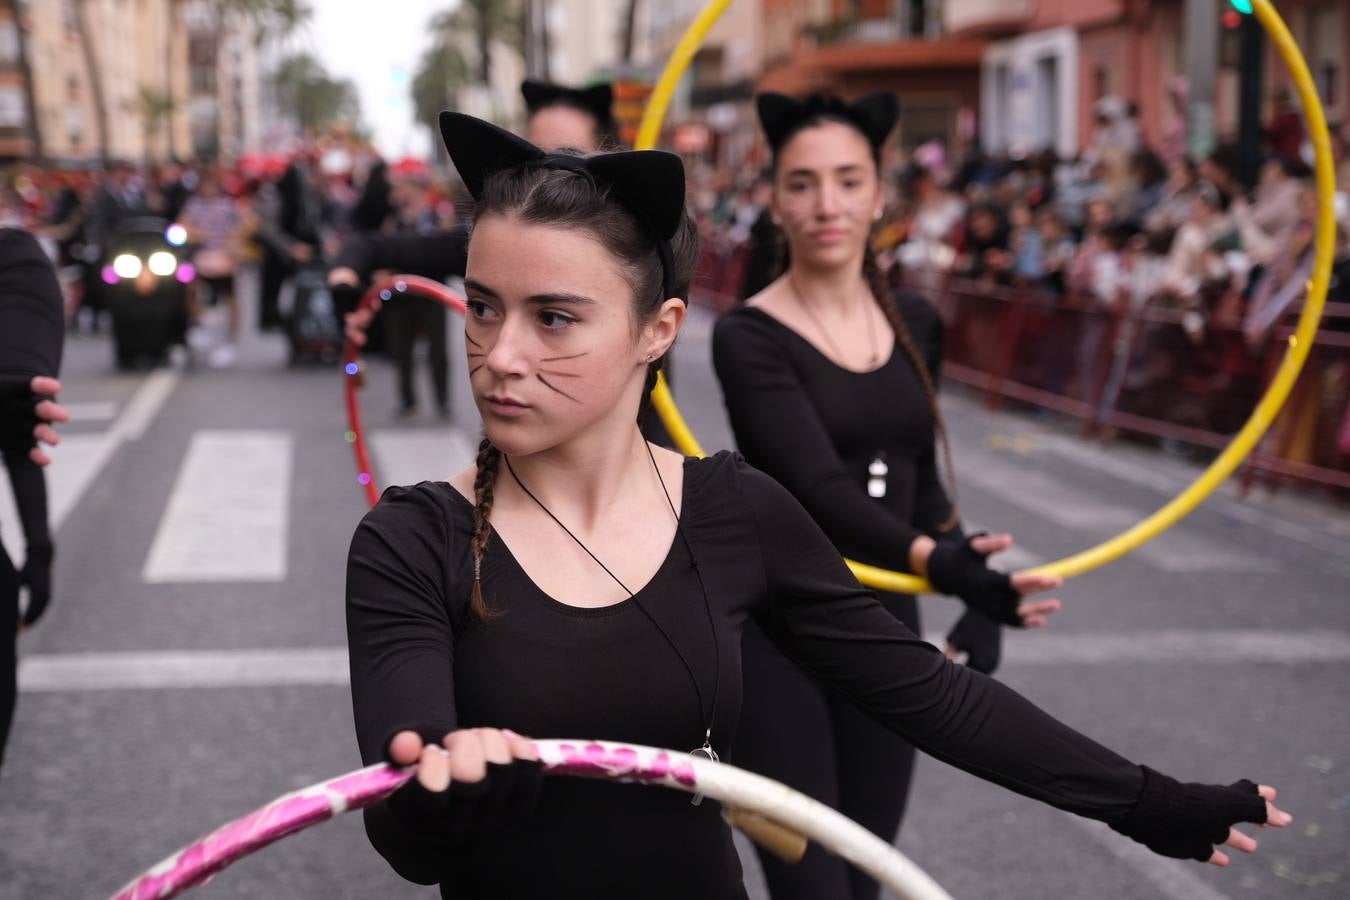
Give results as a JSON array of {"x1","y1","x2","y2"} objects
[
  {"x1": 861, "y1": 243, "x2": 960, "y2": 531},
  {"x1": 470, "y1": 435, "x2": 503, "y2": 622}
]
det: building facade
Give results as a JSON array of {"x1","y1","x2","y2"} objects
[{"x1": 0, "y1": 0, "x2": 261, "y2": 164}]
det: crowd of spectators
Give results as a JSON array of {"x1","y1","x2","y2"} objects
[{"x1": 695, "y1": 95, "x2": 1350, "y2": 483}]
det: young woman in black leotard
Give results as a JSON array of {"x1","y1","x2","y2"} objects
[
  {"x1": 711, "y1": 93, "x2": 1053, "y2": 900},
  {"x1": 345, "y1": 111, "x2": 1287, "y2": 900},
  {"x1": 0, "y1": 228, "x2": 66, "y2": 770}
]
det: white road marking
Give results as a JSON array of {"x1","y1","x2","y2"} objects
[
  {"x1": 369, "y1": 427, "x2": 477, "y2": 491},
  {"x1": 957, "y1": 629, "x2": 1350, "y2": 666},
  {"x1": 18, "y1": 648, "x2": 347, "y2": 692},
  {"x1": 953, "y1": 449, "x2": 1278, "y2": 573},
  {"x1": 108, "y1": 368, "x2": 180, "y2": 442},
  {"x1": 1069, "y1": 819, "x2": 1237, "y2": 900},
  {"x1": 0, "y1": 433, "x2": 119, "y2": 562},
  {"x1": 19, "y1": 630, "x2": 1349, "y2": 693},
  {"x1": 1, "y1": 367, "x2": 181, "y2": 560},
  {"x1": 56, "y1": 401, "x2": 118, "y2": 423},
  {"x1": 141, "y1": 430, "x2": 293, "y2": 583}
]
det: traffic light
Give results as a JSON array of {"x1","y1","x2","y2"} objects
[{"x1": 1229, "y1": 0, "x2": 1253, "y2": 12}]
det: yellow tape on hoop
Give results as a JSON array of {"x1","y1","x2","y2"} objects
[{"x1": 643, "y1": 0, "x2": 1334, "y2": 595}]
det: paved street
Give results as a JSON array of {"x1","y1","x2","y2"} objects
[{"x1": 1, "y1": 290, "x2": 1346, "y2": 900}]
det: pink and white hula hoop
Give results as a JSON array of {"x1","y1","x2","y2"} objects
[{"x1": 111, "y1": 739, "x2": 952, "y2": 900}]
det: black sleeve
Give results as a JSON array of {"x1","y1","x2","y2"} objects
[
  {"x1": 712, "y1": 311, "x2": 926, "y2": 571},
  {"x1": 896, "y1": 292, "x2": 962, "y2": 538},
  {"x1": 0, "y1": 229, "x2": 64, "y2": 379},
  {"x1": 738, "y1": 461, "x2": 1148, "y2": 822},
  {"x1": 346, "y1": 484, "x2": 460, "y2": 884},
  {"x1": 334, "y1": 229, "x2": 469, "y2": 283}
]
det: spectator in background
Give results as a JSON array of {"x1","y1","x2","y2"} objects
[
  {"x1": 1124, "y1": 149, "x2": 1170, "y2": 228},
  {"x1": 738, "y1": 173, "x2": 780, "y2": 301},
  {"x1": 954, "y1": 203, "x2": 1012, "y2": 285},
  {"x1": 1146, "y1": 157, "x2": 1200, "y2": 236},
  {"x1": 1232, "y1": 158, "x2": 1310, "y2": 268},
  {"x1": 895, "y1": 165, "x2": 963, "y2": 276},
  {"x1": 180, "y1": 168, "x2": 243, "y2": 368},
  {"x1": 1161, "y1": 181, "x2": 1234, "y2": 341},
  {"x1": 1263, "y1": 88, "x2": 1305, "y2": 162},
  {"x1": 1038, "y1": 208, "x2": 1078, "y2": 296}
]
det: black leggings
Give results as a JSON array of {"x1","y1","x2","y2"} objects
[
  {"x1": 735, "y1": 592, "x2": 918, "y2": 900},
  {"x1": 0, "y1": 546, "x2": 17, "y2": 772},
  {"x1": 386, "y1": 296, "x2": 449, "y2": 410}
]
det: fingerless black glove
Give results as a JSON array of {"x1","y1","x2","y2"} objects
[
  {"x1": 0, "y1": 375, "x2": 41, "y2": 452},
  {"x1": 1110, "y1": 766, "x2": 1268, "y2": 862},
  {"x1": 945, "y1": 608, "x2": 1003, "y2": 674},
  {"x1": 383, "y1": 726, "x2": 543, "y2": 852},
  {"x1": 20, "y1": 540, "x2": 53, "y2": 626},
  {"x1": 926, "y1": 535, "x2": 1022, "y2": 626}
]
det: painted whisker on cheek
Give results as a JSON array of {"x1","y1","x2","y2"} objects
[
  {"x1": 538, "y1": 368, "x2": 583, "y2": 379},
  {"x1": 540, "y1": 351, "x2": 589, "y2": 362},
  {"x1": 536, "y1": 373, "x2": 580, "y2": 402}
]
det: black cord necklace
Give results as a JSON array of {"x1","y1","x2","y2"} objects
[{"x1": 503, "y1": 441, "x2": 723, "y2": 805}]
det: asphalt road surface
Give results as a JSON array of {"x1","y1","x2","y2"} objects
[{"x1": 1, "y1": 286, "x2": 1345, "y2": 899}]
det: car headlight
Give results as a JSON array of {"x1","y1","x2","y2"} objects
[
  {"x1": 112, "y1": 254, "x2": 142, "y2": 279},
  {"x1": 148, "y1": 251, "x2": 178, "y2": 277}
]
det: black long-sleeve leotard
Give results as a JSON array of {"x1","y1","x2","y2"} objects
[
  {"x1": 712, "y1": 294, "x2": 959, "y2": 576},
  {"x1": 347, "y1": 452, "x2": 1262, "y2": 898}
]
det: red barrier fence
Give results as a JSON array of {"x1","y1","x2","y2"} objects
[{"x1": 929, "y1": 275, "x2": 1350, "y2": 496}]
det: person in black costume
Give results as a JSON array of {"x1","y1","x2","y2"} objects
[
  {"x1": 345, "y1": 112, "x2": 1288, "y2": 900},
  {"x1": 255, "y1": 160, "x2": 325, "y2": 331},
  {"x1": 0, "y1": 229, "x2": 67, "y2": 771},
  {"x1": 712, "y1": 92, "x2": 1055, "y2": 900}
]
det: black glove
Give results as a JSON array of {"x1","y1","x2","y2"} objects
[
  {"x1": 945, "y1": 608, "x2": 1003, "y2": 674},
  {"x1": 0, "y1": 374, "x2": 41, "y2": 452},
  {"x1": 384, "y1": 726, "x2": 543, "y2": 851},
  {"x1": 20, "y1": 540, "x2": 53, "y2": 626},
  {"x1": 1111, "y1": 766, "x2": 1268, "y2": 862},
  {"x1": 926, "y1": 535, "x2": 1023, "y2": 626}
]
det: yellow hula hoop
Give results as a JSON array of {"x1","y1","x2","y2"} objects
[{"x1": 642, "y1": 0, "x2": 1334, "y2": 595}]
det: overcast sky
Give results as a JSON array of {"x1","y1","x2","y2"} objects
[{"x1": 306, "y1": 0, "x2": 451, "y2": 158}]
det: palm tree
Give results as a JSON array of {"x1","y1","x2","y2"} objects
[
  {"x1": 75, "y1": 0, "x2": 111, "y2": 163},
  {"x1": 412, "y1": 41, "x2": 471, "y2": 153},
  {"x1": 137, "y1": 87, "x2": 177, "y2": 162},
  {"x1": 620, "y1": 0, "x2": 641, "y2": 65},
  {"x1": 431, "y1": 0, "x2": 521, "y2": 89},
  {"x1": 271, "y1": 52, "x2": 360, "y2": 134},
  {"x1": 6, "y1": 0, "x2": 44, "y2": 162}
]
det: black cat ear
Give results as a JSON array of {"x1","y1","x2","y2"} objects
[
  {"x1": 848, "y1": 93, "x2": 900, "y2": 148},
  {"x1": 580, "y1": 83, "x2": 615, "y2": 123},
  {"x1": 437, "y1": 111, "x2": 543, "y2": 198},
  {"x1": 756, "y1": 92, "x2": 807, "y2": 151},
  {"x1": 585, "y1": 150, "x2": 685, "y2": 240},
  {"x1": 520, "y1": 79, "x2": 558, "y2": 113}
]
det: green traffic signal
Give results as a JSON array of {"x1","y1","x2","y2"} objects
[{"x1": 1229, "y1": 0, "x2": 1253, "y2": 13}]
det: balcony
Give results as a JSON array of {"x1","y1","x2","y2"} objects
[{"x1": 944, "y1": 0, "x2": 1035, "y2": 36}]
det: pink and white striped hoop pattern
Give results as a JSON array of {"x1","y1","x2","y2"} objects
[{"x1": 110, "y1": 739, "x2": 952, "y2": 900}]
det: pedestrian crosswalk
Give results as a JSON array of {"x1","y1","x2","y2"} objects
[
  {"x1": 142, "y1": 430, "x2": 294, "y2": 583},
  {"x1": 1, "y1": 388, "x2": 1341, "y2": 588}
]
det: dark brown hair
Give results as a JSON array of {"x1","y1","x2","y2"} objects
[
  {"x1": 465, "y1": 158, "x2": 700, "y2": 621},
  {"x1": 770, "y1": 111, "x2": 960, "y2": 527}
]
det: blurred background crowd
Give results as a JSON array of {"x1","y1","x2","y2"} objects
[{"x1": 0, "y1": 0, "x2": 1348, "y2": 492}]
